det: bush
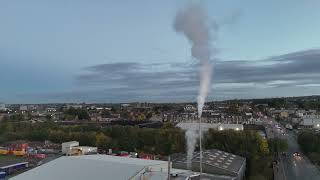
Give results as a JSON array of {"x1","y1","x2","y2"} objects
[{"x1": 298, "y1": 131, "x2": 320, "y2": 165}]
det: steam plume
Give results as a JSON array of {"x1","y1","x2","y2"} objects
[
  {"x1": 185, "y1": 129, "x2": 198, "y2": 169},
  {"x1": 174, "y1": 3, "x2": 216, "y2": 170},
  {"x1": 174, "y1": 4, "x2": 214, "y2": 118}
]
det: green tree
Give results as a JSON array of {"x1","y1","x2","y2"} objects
[
  {"x1": 268, "y1": 138, "x2": 288, "y2": 154},
  {"x1": 96, "y1": 132, "x2": 111, "y2": 149},
  {"x1": 46, "y1": 114, "x2": 52, "y2": 120},
  {"x1": 48, "y1": 130, "x2": 67, "y2": 143}
]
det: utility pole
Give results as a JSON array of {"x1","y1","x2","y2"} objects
[
  {"x1": 167, "y1": 156, "x2": 171, "y2": 180},
  {"x1": 199, "y1": 117, "x2": 203, "y2": 179}
]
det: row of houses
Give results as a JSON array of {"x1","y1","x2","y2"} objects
[
  {"x1": 270, "y1": 108, "x2": 318, "y2": 118},
  {"x1": 300, "y1": 115, "x2": 320, "y2": 129}
]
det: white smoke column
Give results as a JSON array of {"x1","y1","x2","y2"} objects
[
  {"x1": 185, "y1": 128, "x2": 198, "y2": 169},
  {"x1": 174, "y1": 3, "x2": 215, "y2": 169},
  {"x1": 197, "y1": 61, "x2": 212, "y2": 118},
  {"x1": 174, "y1": 3, "x2": 214, "y2": 118}
]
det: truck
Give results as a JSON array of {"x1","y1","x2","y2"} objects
[{"x1": 62, "y1": 141, "x2": 79, "y2": 155}]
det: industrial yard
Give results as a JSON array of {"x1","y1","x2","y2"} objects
[
  {"x1": 0, "y1": 155, "x2": 27, "y2": 167},
  {"x1": 0, "y1": 141, "x2": 61, "y2": 179}
]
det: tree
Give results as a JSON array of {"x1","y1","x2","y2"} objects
[
  {"x1": 120, "y1": 111, "x2": 130, "y2": 119},
  {"x1": 298, "y1": 131, "x2": 320, "y2": 155},
  {"x1": 162, "y1": 122, "x2": 175, "y2": 129},
  {"x1": 268, "y1": 138, "x2": 288, "y2": 154},
  {"x1": 96, "y1": 132, "x2": 111, "y2": 149},
  {"x1": 259, "y1": 138, "x2": 270, "y2": 155},
  {"x1": 10, "y1": 113, "x2": 24, "y2": 121},
  {"x1": 27, "y1": 129, "x2": 49, "y2": 141},
  {"x1": 27, "y1": 112, "x2": 33, "y2": 120},
  {"x1": 0, "y1": 122, "x2": 13, "y2": 135},
  {"x1": 298, "y1": 131, "x2": 320, "y2": 165},
  {"x1": 146, "y1": 112, "x2": 153, "y2": 119},
  {"x1": 48, "y1": 130, "x2": 67, "y2": 143},
  {"x1": 136, "y1": 113, "x2": 146, "y2": 121},
  {"x1": 64, "y1": 107, "x2": 89, "y2": 120},
  {"x1": 46, "y1": 114, "x2": 52, "y2": 120}
]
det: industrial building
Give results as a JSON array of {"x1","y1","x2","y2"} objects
[
  {"x1": 10, "y1": 152, "x2": 246, "y2": 180},
  {"x1": 61, "y1": 141, "x2": 79, "y2": 155},
  {"x1": 172, "y1": 149, "x2": 246, "y2": 180},
  {"x1": 10, "y1": 155, "x2": 171, "y2": 180},
  {"x1": 177, "y1": 123, "x2": 244, "y2": 132},
  {"x1": 61, "y1": 141, "x2": 97, "y2": 156}
]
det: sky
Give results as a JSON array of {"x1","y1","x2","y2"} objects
[{"x1": 1, "y1": 0, "x2": 320, "y2": 103}]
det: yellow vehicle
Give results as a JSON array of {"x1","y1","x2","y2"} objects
[
  {"x1": 0, "y1": 149, "x2": 9, "y2": 155},
  {"x1": 12, "y1": 150, "x2": 26, "y2": 156}
]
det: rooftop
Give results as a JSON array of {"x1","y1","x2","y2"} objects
[
  {"x1": 172, "y1": 149, "x2": 246, "y2": 175},
  {"x1": 10, "y1": 155, "x2": 168, "y2": 180},
  {"x1": 177, "y1": 123, "x2": 244, "y2": 131}
]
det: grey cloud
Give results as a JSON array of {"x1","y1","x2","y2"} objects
[
  {"x1": 79, "y1": 49, "x2": 320, "y2": 86},
  {"x1": 18, "y1": 49, "x2": 320, "y2": 103},
  {"x1": 214, "y1": 49, "x2": 320, "y2": 85}
]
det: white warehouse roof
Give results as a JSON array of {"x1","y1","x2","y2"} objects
[
  {"x1": 61, "y1": 141, "x2": 79, "y2": 146},
  {"x1": 11, "y1": 155, "x2": 169, "y2": 180}
]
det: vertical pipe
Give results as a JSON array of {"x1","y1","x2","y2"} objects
[
  {"x1": 168, "y1": 156, "x2": 171, "y2": 180},
  {"x1": 199, "y1": 117, "x2": 203, "y2": 179}
]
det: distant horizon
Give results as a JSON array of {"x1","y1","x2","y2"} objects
[{"x1": 2, "y1": 94, "x2": 320, "y2": 105}]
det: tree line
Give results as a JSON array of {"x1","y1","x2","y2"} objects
[
  {"x1": 0, "y1": 121, "x2": 275, "y2": 180},
  {"x1": 298, "y1": 130, "x2": 320, "y2": 165}
]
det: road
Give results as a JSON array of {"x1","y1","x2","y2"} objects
[
  {"x1": 281, "y1": 130, "x2": 320, "y2": 180},
  {"x1": 264, "y1": 118, "x2": 320, "y2": 180}
]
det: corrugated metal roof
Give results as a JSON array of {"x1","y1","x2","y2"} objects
[
  {"x1": 10, "y1": 155, "x2": 168, "y2": 180},
  {"x1": 172, "y1": 149, "x2": 246, "y2": 174}
]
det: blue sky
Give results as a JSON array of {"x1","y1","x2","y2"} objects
[{"x1": 1, "y1": 0, "x2": 320, "y2": 103}]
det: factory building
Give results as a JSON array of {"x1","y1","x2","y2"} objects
[
  {"x1": 172, "y1": 149, "x2": 246, "y2": 180},
  {"x1": 10, "y1": 155, "x2": 171, "y2": 180},
  {"x1": 61, "y1": 141, "x2": 97, "y2": 156},
  {"x1": 10, "y1": 152, "x2": 246, "y2": 180}
]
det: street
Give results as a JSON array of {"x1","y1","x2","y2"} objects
[
  {"x1": 281, "y1": 130, "x2": 320, "y2": 180},
  {"x1": 264, "y1": 118, "x2": 320, "y2": 180}
]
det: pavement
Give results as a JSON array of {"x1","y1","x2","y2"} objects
[
  {"x1": 273, "y1": 161, "x2": 286, "y2": 180},
  {"x1": 264, "y1": 118, "x2": 320, "y2": 180}
]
